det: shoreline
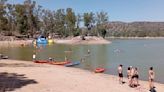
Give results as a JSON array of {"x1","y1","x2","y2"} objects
[
  {"x1": 0, "y1": 59, "x2": 164, "y2": 92},
  {"x1": 107, "y1": 36, "x2": 164, "y2": 39},
  {"x1": 55, "y1": 36, "x2": 111, "y2": 45},
  {"x1": 1, "y1": 36, "x2": 164, "y2": 48},
  {"x1": 0, "y1": 40, "x2": 33, "y2": 48},
  {"x1": 0, "y1": 36, "x2": 111, "y2": 48}
]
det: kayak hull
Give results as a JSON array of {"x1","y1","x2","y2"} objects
[
  {"x1": 65, "y1": 61, "x2": 80, "y2": 67},
  {"x1": 49, "y1": 61, "x2": 71, "y2": 65},
  {"x1": 95, "y1": 68, "x2": 105, "y2": 73},
  {"x1": 1, "y1": 56, "x2": 9, "y2": 59},
  {"x1": 34, "y1": 60, "x2": 48, "y2": 63}
]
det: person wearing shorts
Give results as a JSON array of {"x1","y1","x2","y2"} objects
[
  {"x1": 149, "y1": 67, "x2": 155, "y2": 90},
  {"x1": 118, "y1": 64, "x2": 123, "y2": 84}
]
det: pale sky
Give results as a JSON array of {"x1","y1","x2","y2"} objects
[{"x1": 8, "y1": 0, "x2": 164, "y2": 22}]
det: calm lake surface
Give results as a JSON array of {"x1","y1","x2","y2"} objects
[{"x1": 0, "y1": 39, "x2": 164, "y2": 83}]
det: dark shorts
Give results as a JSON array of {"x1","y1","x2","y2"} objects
[
  {"x1": 132, "y1": 75, "x2": 139, "y2": 79},
  {"x1": 119, "y1": 73, "x2": 123, "y2": 77},
  {"x1": 127, "y1": 75, "x2": 131, "y2": 79},
  {"x1": 135, "y1": 75, "x2": 139, "y2": 79},
  {"x1": 150, "y1": 78, "x2": 154, "y2": 82},
  {"x1": 132, "y1": 75, "x2": 135, "y2": 79}
]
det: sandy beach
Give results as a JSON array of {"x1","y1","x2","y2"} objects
[
  {"x1": 0, "y1": 40, "x2": 33, "y2": 48},
  {"x1": 0, "y1": 60, "x2": 164, "y2": 92},
  {"x1": 55, "y1": 36, "x2": 111, "y2": 45}
]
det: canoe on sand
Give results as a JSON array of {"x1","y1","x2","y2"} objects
[
  {"x1": 65, "y1": 61, "x2": 80, "y2": 67},
  {"x1": 0, "y1": 55, "x2": 9, "y2": 59},
  {"x1": 95, "y1": 68, "x2": 105, "y2": 73},
  {"x1": 34, "y1": 60, "x2": 48, "y2": 63},
  {"x1": 49, "y1": 61, "x2": 70, "y2": 65}
]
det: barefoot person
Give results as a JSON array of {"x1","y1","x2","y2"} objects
[
  {"x1": 65, "y1": 56, "x2": 68, "y2": 61},
  {"x1": 127, "y1": 67, "x2": 131, "y2": 86},
  {"x1": 149, "y1": 67, "x2": 155, "y2": 90},
  {"x1": 118, "y1": 64, "x2": 123, "y2": 84},
  {"x1": 134, "y1": 67, "x2": 139, "y2": 87},
  {"x1": 130, "y1": 67, "x2": 135, "y2": 87}
]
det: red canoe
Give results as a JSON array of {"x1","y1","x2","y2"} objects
[
  {"x1": 95, "y1": 68, "x2": 105, "y2": 73},
  {"x1": 34, "y1": 60, "x2": 48, "y2": 64}
]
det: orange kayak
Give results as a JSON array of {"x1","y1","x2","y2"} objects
[
  {"x1": 49, "y1": 61, "x2": 71, "y2": 65},
  {"x1": 95, "y1": 68, "x2": 105, "y2": 73},
  {"x1": 34, "y1": 60, "x2": 48, "y2": 63}
]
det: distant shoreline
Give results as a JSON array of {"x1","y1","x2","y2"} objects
[
  {"x1": 0, "y1": 36, "x2": 111, "y2": 47},
  {"x1": 1, "y1": 36, "x2": 164, "y2": 48},
  {"x1": 106, "y1": 36, "x2": 164, "y2": 39}
]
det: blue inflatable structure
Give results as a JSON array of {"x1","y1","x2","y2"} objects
[{"x1": 36, "y1": 36, "x2": 48, "y2": 44}]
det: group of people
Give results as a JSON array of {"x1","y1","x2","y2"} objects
[
  {"x1": 127, "y1": 66, "x2": 139, "y2": 87},
  {"x1": 118, "y1": 64, "x2": 155, "y2": 91}
]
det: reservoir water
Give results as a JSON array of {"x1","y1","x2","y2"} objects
[{"x1": 0, "y1": 39, "x2": 164, "y2": 83}]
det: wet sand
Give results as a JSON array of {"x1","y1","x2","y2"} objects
[{"x1": 0, "y1": 60, "x2": 164, "y2": 92}]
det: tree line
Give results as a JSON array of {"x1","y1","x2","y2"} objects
[
  {"x1": 1, "y1": 0, "x2": 164, "y2": 39},
  {"x1": 0, "y1": 0, "x2": 108, "y2": 38}
]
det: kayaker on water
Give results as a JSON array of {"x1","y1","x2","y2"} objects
[
  {"x1": 87, "y1": 49, "x2": 90, "y2": 54},
  {"x1": 80, "y1": 57, "x2": 85, "y2": 63}
]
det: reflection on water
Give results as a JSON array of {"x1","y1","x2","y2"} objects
[{"x1": 0, "y1": 39, "x2": 164, "y2": 83}]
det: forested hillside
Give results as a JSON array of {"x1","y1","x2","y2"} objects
[
  {"x1": 1, "y1": 0, "x2": 164, "y2": 38},
  {"x1": 106, "y1": 22, "x2": 164, "y2": 37}
]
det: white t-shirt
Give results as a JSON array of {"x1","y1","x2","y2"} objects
[{"x1": 33, "y1": 54, "x2": 36, "y2": 59}]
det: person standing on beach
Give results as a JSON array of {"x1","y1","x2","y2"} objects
[
  {"x1": 32, "y1": 53, "x2": 36, "y2": 61},
  {"x1": 130, "y1": 67, "x2": 135, "y2": 87},
  {"x1": 65, "y1": 56, "x2": 68, "y2": 61},
  {"x1": 134, "y1": 67, "x2": 139, "y2": 87},
  {"x1": 118, "y1": 64, "x2": 123, "y2": 84},
  {"x1": 127, "y1": 67, "x2": 131, "y2": 86},
  {"x1": 149, "y1": 67, "x2": 155, "y2": 90}
]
